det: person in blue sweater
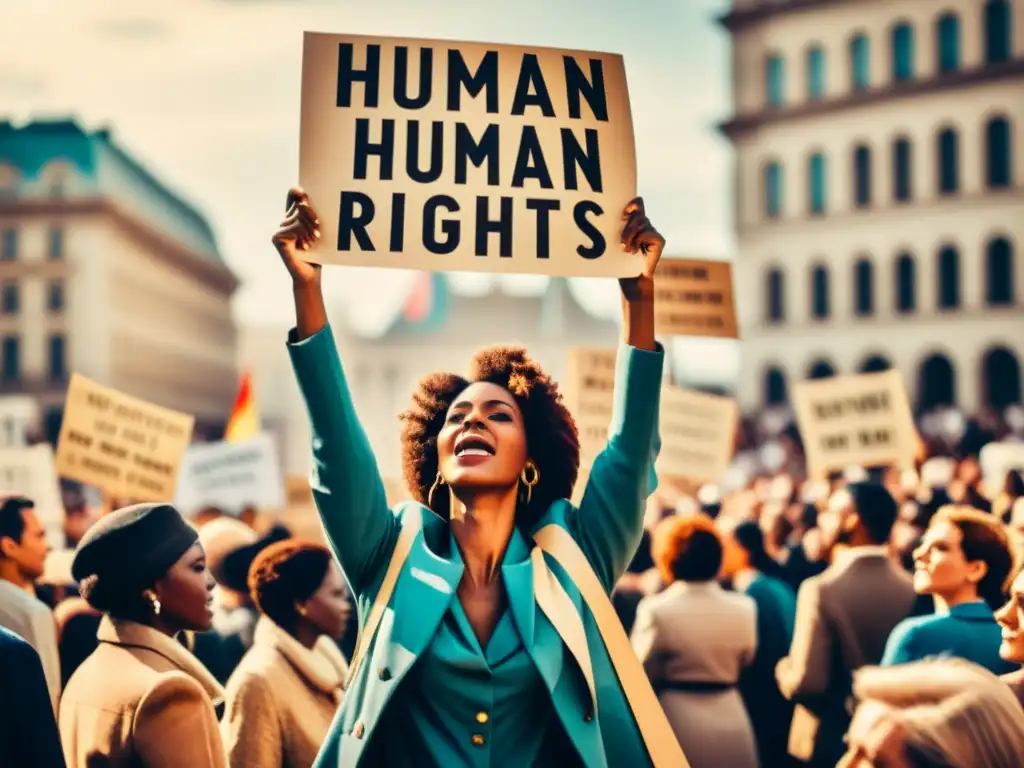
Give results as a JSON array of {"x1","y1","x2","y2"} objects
[{"x1": 882, "y1": 505, "x2": 1016, "y2": 674}]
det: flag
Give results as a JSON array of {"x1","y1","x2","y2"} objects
[{"x1": 225, "y1": 369, "x2": 259, "y2": 443}]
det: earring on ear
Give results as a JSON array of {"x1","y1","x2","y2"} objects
[
  {"x1": 143, "y1": 590, "x2": 161, "y2": 617},
  {"x1": 520, "y1": 461, "x2": 540, "y2": 505},
  {"x1": 427, "y1": 472, "x2": 445, "y2": 509},
  {"x1": 296, "y1": 603, "x2": 308, "y2": 618}
]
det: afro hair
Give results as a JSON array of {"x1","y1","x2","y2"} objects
[{"x1": 399, "y1": 345, "x2": 579, "y2": 530}]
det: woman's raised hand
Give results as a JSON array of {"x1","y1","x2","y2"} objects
[
  {"x1": 618, "y1": 197, "x2": 665, "y2": 301},
  {"x1": 272, "y1": 186, "x2": 323, "y2": 285}
]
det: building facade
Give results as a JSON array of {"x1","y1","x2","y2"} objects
[
  {"x1": 239, "y1": 276, "x2": 622, "y2": 478},
  {"x1": 721, "y1": 0, "x2": 1023, "y2": 414},
  {"x1": 0, "y1": 119, "x2": 239, "y2": 440}
]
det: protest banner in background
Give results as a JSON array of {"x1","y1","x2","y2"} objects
[
  {"x1": 793, "y1": 370, "x2": 916, "y2": 479},
  {"x1": 174, "y1": 433, "x2": 284, "y2": 516},
  {"x1": 654, "y1": 258, "x2": 738, "y2": 339},
  {"x1": 0, "y1": 395, "x2": 41, "y2": 447},
  {"x1": 565, "y1": 347, "x2": 616, "y2": 469},
  {"x1": 0, "y1": 444, "x2": 65, "y2": 547},
  {"x1": 979, "y1": 441, "x2": 1024, "y2": 488},
  {"x1": 299, "y1": 32, "x2": 640, "y2": 277},
  {"x1": 55, "y1": 374, "x2": 195, "y2": 501},
  {"x1": 657, "y1": 386, "x2": 738, "y2": 484}
]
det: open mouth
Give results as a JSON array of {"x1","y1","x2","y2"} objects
[{"x1": 455, "y1": 435, "x2": 495, "y2": 458}]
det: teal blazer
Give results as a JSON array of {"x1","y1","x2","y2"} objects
[{"x1": 288, "y1": 324, "x2": 663, "y2": 768}]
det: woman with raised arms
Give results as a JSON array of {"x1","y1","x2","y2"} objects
[{"x1": 275, "y1": 187, "x2": 685, "y2": 768}]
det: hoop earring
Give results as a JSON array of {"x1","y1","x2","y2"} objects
[
  {"x1": 427, "y1": 472, "x2": 445, "y2": 509},
  {"x1": 520, "y1": 461, "x2": 540, "y2": 505},
  {"x1": 143, "y1": 590, "x2": 161, "y2": 617}
]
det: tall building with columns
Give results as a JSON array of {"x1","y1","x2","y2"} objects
[
  {"x1": 0, "y1": 119, "x2": 239, "y2": 440},
  {"x1": 721, "y1": 0, "x2": 1023, "y2": 414}
]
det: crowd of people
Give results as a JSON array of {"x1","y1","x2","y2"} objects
[{"x1": 0, "y1": 189, "x2": 1022, "y2": 767}]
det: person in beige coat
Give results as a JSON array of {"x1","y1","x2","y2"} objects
[
  {"x1": 59, "y1": 502, "x2": 226, "y2": 768},
  {"x1": 221, "y1": 539, "x2": 351, "y2": 768},
  {"x1": 631, "y1": 514, "x2": 759, "y2": 768}
]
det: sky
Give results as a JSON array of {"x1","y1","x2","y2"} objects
[{"x1": 0, "y1": 0, "x2": 739, "y2": 383}]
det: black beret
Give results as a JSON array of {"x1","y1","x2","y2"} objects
[
  {"x1": 218, "y1": 524, "x2": 292, "y2": 594},
  {"x1": 71, "y1": 503, "x2": 198, "y2": 591}
]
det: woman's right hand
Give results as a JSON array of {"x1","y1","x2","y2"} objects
[{"x1": 272, "y1": 186, "x2": 323, "y2": 285}]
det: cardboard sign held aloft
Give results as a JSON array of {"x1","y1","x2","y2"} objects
[
  {"x1": 0, "y1": 444, "x2": 65, "y2": 547},
  {"x1": 793, "y1": 370, "x2": 916, "y2": 479},
  {"x1": 174, "y1": 433, "x2": 285, "y2": 517},
  {"x1": 299, "y1": 32, "x2": 640, "y2": 277},
  {"x1": 565, "y1": 347, "x2": 617, "y2": 470},
  {"x1": 55, "y1": 374, "x2": 195, "y2": 501},
  {"x1": 654, "y1": 258, "x2": 738, "y2": 339},
  {"x1": 657, "y1": 386, "x2": 738, "y2": 485}
]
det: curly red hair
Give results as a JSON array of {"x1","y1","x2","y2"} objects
[
  {"x1": 399, "y1": 345, "x2": 579, "y2": 530},
  {"x1": 652, "y1": 513, "x2": 723, "y2": 584}
]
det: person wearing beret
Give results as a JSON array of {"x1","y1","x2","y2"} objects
[
  {"x1": 59, "y1": 503, "x2": 228, "y2": 768},
  {"x1": 221, "y1": 539, "x2": 351, "y2": 768},
  {"x1": 273, "y1": 189, "x2": 685, "y2": 768},
  {"x1": 0, "y1": 625, "x2": 66, "y2": 768}
]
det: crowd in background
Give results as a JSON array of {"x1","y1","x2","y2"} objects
[{"x1": 0, "y1": 403, "x2": 1022, "y2": 767}]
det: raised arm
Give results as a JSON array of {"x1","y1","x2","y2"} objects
[
  {"x1": 275, "y1": 188, "x2": 399, "y2": 596},
  {"x1": 570, "y1": 198, "x2": 665, "y2": 591}
]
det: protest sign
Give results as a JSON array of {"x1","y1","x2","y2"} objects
[
  {"x1": 565, "y1": 347, "x2": 617, "y2": 469},
  {"x1": 299, "y1": 32, "x2": 640, "y2": 277},
  {"x1": 0, "y1": 395, "x2": 41, "y2": 447},
  {"x1": 0, "y1": 444, "x2": 65, "y2": 547},
  {"x1": 174, "y1": 433, "x2": 285, "y2": 516},
  {"x1": 654, "y1": 258, "x2": 738, "y2": 339},
  {"x1": 657, "y1": 386, "x2": 738, "y2": 484},
  {"x1": 55, "y1": 374, "x2": 195, "y2": 501},
  {"x1": 793, "y1": 370, "x2": 916, "y2": 479}
]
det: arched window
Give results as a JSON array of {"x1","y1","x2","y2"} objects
[
  {"x1": 982, "y1": 347, "x2": 1021, "y2": 411},
  {"x1": 808, "y1": 152, "x2": 827, "y2": 215},
  {"x1": 806, "y1": 45, "x2": 826, "y2": 100},
  {"x1": 850, "y1": 33, "x2": 870, "y2": 90},
  {"x1": 986, "y1": 115, "x2": 1012, "y2": 188},
  {"x1": 764, "y1": 161, "x2": 783, "y2": 218},
  {"x1": 938, "y1": 245, "x2": 961, "y2": 309},
  {"x1": 764, "y1": 367, "x2": 788, "y2": 406},
  {"x1": 893, "y1": 137, "x2": 913, "y2": 202},
  {"x1": 892, "y1": 22, "x2": 915, "y2": 81},
  {"x1": 767, "y1": 268, "x2": 785, "y2": 323},
  {"x1": 807, "y1": 359, "x2": 836, "y2": 379},
  {"x1": 854, "y1": 257, "x2": 874, "y2": 316},
  {"x1": 937, "y1": 13, "x2": 962, "y2": 73},
  {"x1": 918, "y1": 353, "x2": 957, "y2": 410},
  {"x1": 937, "y1": 127, "x2": 960, "y2": 194},
  {"x1": 811, "y1": 264, "x2": 831, "y2": 320},
  {"x1": 985, "y1": 0, "x2": 1012, "y2": 64},
  {"x1": 853, "y1": 144, "x2": 872, "y2": 207},
  {"x1": 986, "y1": 237, "x2": 1015, "y2": 306},
  {"x1": 895, "y1": 252, "x2": 917, "y2": 313},
  {"x1": 766, "y1": 54, "x2": 786, "y2": 106},
  {"x1": 859, "y1": 355, "x2": 892, "y2": 373}
]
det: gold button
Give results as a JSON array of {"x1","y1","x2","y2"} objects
[
  {"x1": 471, "y1": 734, "x2": 485, "y2": 747},
  {"x1": 475, "y1": 711, "x2": 489, "y2": 724}
]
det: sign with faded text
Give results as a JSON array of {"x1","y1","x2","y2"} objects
[
  {"x1": 174, "y1": 433, "x2": 284, "y2": 516},
  {"x1": 657, "y1": 386, "x2": 738, "y2": 484},
  {"x1": 0, "y1": 445, "x2": 65, "y2": 546},
  {"x1": 0, "y1": 396, "x2": 41, "y2": 447},
  {"x1": 299, "y1": 32, "x2": 639, "y2": 276},
  {"x1": 654, "y1": 258, "x2": 738, "y2": 339},
  {"x1": 565, "y1": 347, "x2": 617, "y2": 469},
  {"x1": 55, "y1": 374, "x2": 195, "y2": 501},
  {"x1": 793, "y1": 370, "x2": 916, "y2": 479}
]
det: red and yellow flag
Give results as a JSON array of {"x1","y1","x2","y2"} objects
[{"x1": 225, "y1": 369, "x2": 259, "y2": 443}]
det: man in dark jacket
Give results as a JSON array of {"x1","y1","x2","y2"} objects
[{"x1": 0, "y1": 625, "x2": 66, "y2": 768}]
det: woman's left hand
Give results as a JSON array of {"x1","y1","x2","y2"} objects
[{"x1": 618, "y1": 197, "x2": 665, "y2": 302}]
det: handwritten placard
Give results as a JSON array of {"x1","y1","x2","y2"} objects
[
  {"x1": 0, "y1": 445, "x2": 65, "y2": 547},
  {"x1": 793, "y1": 370, "x2": 916, "y2": 479},
  {"x1": 299, "y1": 32, "x2": 639, "y2": 276},
  {"x1": 174, "y1": 433, "x2": 284, "y2": 516},
  {"x1": 657, "y1": 386, "x2": 738, "y2": 484},
  {"x1": 565, "y1": 347, "x2": 616, "y2": 469},
  {"x1": 654, "y1": 258, "x2": 738, "y2": 339},
  {"x1": 55, "y1": 374, "x2": 195, "y2": 501}
]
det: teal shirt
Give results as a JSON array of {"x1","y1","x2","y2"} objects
[
  {"x1": 881, "y1": 600, "x2": 1016, "y2": 675},
  {"x1": 374, "y1": 530, "x2": 561, "y2": 767}
]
